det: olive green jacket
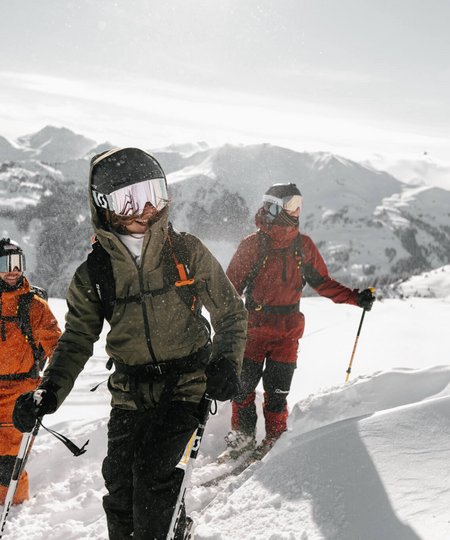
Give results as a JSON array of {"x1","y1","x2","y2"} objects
[{"x1": 44, "y1": 190, "x2": 247, "y2": 410}]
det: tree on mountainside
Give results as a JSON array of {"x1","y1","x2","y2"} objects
[{"x1": 29, "y1": 182, "x2": 91, "y2": 296}]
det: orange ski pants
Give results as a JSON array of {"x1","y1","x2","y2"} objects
[{"x1": 0, "y1": 379, "x2": 37, "y2": 505}]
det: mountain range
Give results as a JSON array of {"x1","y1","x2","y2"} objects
[{"x1": 1, "y1": 125, "x2": 449, "y2": 297}]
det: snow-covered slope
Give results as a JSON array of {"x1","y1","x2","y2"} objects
[
  {"x1": 1, "y1": 296, "x2": 449, "y2": 540},
  {"x1": 193, "y1": 367, "x2": 450, "y2": 540},
  {"x1": 0, "y1": 136, "x2": 34, "y2": 162},
  {"x1": 397, "y1": 265, "x2": 450, "y2": 299},
  {"x1": 0, "y1": 161, "x2": 63, "y2": 210}
]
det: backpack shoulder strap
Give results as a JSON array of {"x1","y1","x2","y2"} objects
[
  {"x1": 293, "y1": 232, "x2": 302, "y2": 255},
  {"x1": 17, "y1": 291, "x2": 44, "y2": 376},
  {"x1": 165, "y1": 224, "x2": 198, "y2": 312},
  {"x1": 242, "y1": 231, "x2": 271, "y2": 294},
  {"x1": 244, "y1": 231, "x2": 305, "y2": 300},
  {"x1": 166, "y1": 224, "x2": 195, "y2": 285},
  {"x1": 293, "y1": 233, "x2": 306, "y2": 288},
  {"x1": 29, "y1": 285, "x2": 48, "y2": 302},
  {"x1": 165, "y1": 224, "x2": 211, "y2": 335},
  {"x1": 86, "y1": 237, "x2": 115, "y2": 322}
]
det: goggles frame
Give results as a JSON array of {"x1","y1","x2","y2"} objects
[
  {"x1": 262, "y1": 194, "x2": 303, "y2": 217},
  {"x1": 0, "y1": 253, "x2": 26, "y2": 273},
  {"x1": 92, "y1": 177, "x2": 168, "y2": 217}
]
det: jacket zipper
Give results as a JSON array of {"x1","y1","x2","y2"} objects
[
  {"x1": 139, "y1": 236, "x2": 159, "y2": 362},
  {"x1": 137, "y1": 268, "x2": 157, "y2": 362},
  {"x1": 115, "y1": 238, "x2": 158, "y2": 363}
]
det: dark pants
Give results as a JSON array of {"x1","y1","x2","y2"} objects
[
  {"x1": 102, "y1": 401, "x2": 199, "y2": 540},
  {"x1": 232, "y1": 357, "x2": 296, "y2": 438}
]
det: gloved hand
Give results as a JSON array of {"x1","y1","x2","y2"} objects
[
  {"x1": 357, "y1": 288, "x2": 376, "y2": 311},
  {"x1": 205, "y1": 356, "x2": 241, "y2": 401},
  {"x1": 13, "y1": 384, "x2": 58, "y2": 433}
]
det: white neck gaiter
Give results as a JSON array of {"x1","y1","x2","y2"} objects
[{"x1": 115, "y1": 232, "x2": 145, "y2": 266}]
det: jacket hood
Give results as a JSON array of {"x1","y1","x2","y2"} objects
[{"x1": 255, "y1": 208, "x2": 299, "y2": 249}]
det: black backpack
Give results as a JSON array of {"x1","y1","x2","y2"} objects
[{"x1": 0, "y1": 285, "x2": 48, "y2": 380}]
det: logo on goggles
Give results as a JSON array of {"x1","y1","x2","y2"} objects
[{"x1": 92, "y1": 190, "x2": 109, "y2": 210}]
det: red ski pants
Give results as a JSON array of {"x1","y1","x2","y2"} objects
[{"x1": 231, "y1": 356, "x2": 296, "y2": 440}]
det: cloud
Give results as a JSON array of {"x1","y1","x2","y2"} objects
[{"x1": 1, "y1": 70, "x2": 450, "y2": 168}]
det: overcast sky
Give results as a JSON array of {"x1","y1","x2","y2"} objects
[{"x1": 1, "y1": 0, "x2": 449, "y2": 167}]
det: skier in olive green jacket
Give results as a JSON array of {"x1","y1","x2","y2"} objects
[{"x1": 12, "y1": 148, "x2": 248, "y2": 539}]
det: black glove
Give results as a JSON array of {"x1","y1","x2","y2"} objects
[
  {"x1": 205, "y1": 356, "x2": 241, "y2": 401},
  {"x1": 13, "y1": 384, "x2": 58, "y2": 433},
  {"x1": 357, "y1": 288, "x2": 376, "y2": 311}
]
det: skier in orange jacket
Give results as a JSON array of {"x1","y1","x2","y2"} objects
[{"x1": 0, "y1": 239, "x2": 61, "y2": 504}]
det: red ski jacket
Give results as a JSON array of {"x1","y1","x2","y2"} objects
[{"x1": 226, "y1": 214, "x2": 359, "y2": 343}]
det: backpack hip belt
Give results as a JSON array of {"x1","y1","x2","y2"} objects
[
  {"x1": 0, "y1": 369, "x2": 39, "y2": 381},
  {"x1": 112, "y1": 343, "x2": 212, "y2": 412},
  {"x1": 245, "y1": 300, "x2": 300, "y2": 315}
]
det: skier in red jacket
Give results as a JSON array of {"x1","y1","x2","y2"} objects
[{"x1": 221, "y1": 183, "x2": 375, "y2": 460}]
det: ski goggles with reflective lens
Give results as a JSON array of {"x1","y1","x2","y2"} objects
[
  {"x1": 92, "y1": 178, "x2": 168, "y2": 216},
  {"x1": 262, "y1": 194, "x2": 303, "y2": 217},
  {"x1": 0, "y1": 253, "x2": 26, "y2": 273}
]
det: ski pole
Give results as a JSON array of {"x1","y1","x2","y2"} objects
[
  {"x1": 167, "y1": 395, "x2": 212, "y2": 540},
  {"x1": 0, "y1": 420, "x2": 40, "y2": 538},
  {"x1": 344, "y1": 287, "x2": 375, "y2": 383}
]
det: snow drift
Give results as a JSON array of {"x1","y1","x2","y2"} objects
[
  {"x1": 1, "y1": 298, "x2": 449, "y2": 540},
  {"x1": 193, "y1": 367, "x2": 450, "y2": 539}
]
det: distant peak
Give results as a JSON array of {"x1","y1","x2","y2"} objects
[
  {"x1": 18, "y1": 125, "x2": 71, "y2": 143},
  {"x1": 16, "y1": 125, "x2": 97, "y2": 162},
  {"x1": 312, "y1": 151, "x2": 352, "y2": 167}
]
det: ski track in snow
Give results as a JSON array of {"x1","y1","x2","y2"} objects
[{"x1": 1, "y1": 297, "x2": 449, "y2": 539}]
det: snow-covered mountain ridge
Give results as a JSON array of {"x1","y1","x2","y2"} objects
[
  {"x1": 1, "y1": 126, "x2": 449, "y2": 297},
  {"x1": 397, "y1": 264, "x2": 450, "y2": 299}
]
